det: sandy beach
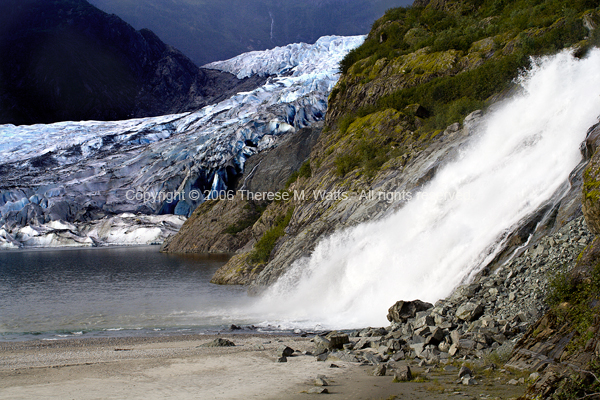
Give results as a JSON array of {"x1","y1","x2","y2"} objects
[{"x1": 0, "y1": 334, "x2": 528, "y2": 400}]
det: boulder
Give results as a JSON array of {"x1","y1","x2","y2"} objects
[
  {"x1": 414, "y1": 315, "x2": 435, "y2": 329},
  {"x1": 313, "y1": 335, "x2": 332, "y2": 353},
  {"x1": 387, "y1": 300, "x2": 433, "y2": 323},
  {"x1": 394, "y1": 365, "x2": 412, "y2": 381},
  {"x1": 326, "y1": 332, "x2": 350, "y2": 349},
  {"x1": 391, "y1": 350, "x2": 405, "y2": 361},
  {"x1": 581, "y1": 123, "x2": 600, "y2": 159},
  {"x1": 438, "y1": 341, "x2": 450, "y2": 353},
  {"x1": 456, "y1": 302, "x2": 484, "y2": 322},
  {"x1": 409, "y1": 343, "x2": 425, "y2": 358},
  {"x1": 425, "y1": 327, "x2": 444, "y2": 346}
]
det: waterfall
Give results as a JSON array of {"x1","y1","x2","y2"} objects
[
  {"x1": 269, "y1": 11, "x2": 275, "y2": 42},
  {"x1": 251, "y1": 48, "x2": 600, "y2": 330}
]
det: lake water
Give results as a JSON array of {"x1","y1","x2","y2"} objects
[{"x1": 0, "y1": 246, "x2": 263, "y2": 341}]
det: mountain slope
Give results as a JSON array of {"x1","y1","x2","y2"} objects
[
  {"x1": 89, "y1": 0, "x2": 412, "y2": 66},
  {"x1": 0, "y1": 0, "x2": 263, "y2": 125}
]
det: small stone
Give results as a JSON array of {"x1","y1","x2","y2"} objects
[
  {"x1": 507, "y1": 379, "x2": 519, "y2": 385},
  {"x1": 316, "y1": 353, "x2": 328, "y2": 362},
  {"x1": 448, "y1": 343, "x2": 459, "y2": 356},
  {"x1": 198, "y1": 338, "x2": 235, "y2": 347},
  {"x1": 438, "y1": 341, "x2": 450, "y2": 353},
  {"x1": 458, "y1": 366, "x2": 473, "y2": 379},
  {"x1": 456, "y1": 302, "x2": 484, "y2": 322},
  {"x1": 278, "y1": 345, "x2": 294, "y2": 357},
  {"x1": 374, "y1": 364, "x2": 387, "y2": 376},
  {"x1": 329, "y1": 363, "x2": 340, "y2": 368},
  {"x1": 314, "y1": 377, "x2": 328, "y2": 386},
  {"x1": 307, "y1": 387, "x2": 329, "y2": 394},
  {"x1": 462, "y1": 376, "x2": 477, "y2": 385},
  {"x1": 277, "y1": 356, "x2": 287, "y2": 362},
  {"x1": 529, "y1": 372, "x2": 540, "y2": 382}
]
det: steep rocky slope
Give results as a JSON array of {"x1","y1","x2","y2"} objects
[
  {"x1": 0, "y1": 0, "x2": 263, "y2": 125},
  {"x1": 504, "y1": 126, "x2": 600, "y2": 399}
]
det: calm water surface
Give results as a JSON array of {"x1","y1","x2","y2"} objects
[{"x1": 0, "y1": 246, "x2": 259, "y2": 341}]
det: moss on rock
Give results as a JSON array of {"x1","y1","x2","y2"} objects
[{"x1": 583, "y1": 149, "x2": 600, "y2": 235}]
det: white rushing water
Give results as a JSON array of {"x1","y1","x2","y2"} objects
[{"x1": 251, "y1": 48, "x2": 600, "y2": 330}]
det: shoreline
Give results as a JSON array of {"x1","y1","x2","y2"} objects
[{"x1": 0, "y1": 333, "x2": 527, "y2": 399}]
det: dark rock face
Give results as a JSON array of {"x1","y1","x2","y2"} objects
[
  {"x1": 0, "y1": 0, "x2": 264, "y2": 125},
  {"x1": 236, "y1": 126, "x2": 321, "y2": 194},
  {"x1": 162, "y1": 126, "x2": 321, "y2": 255}
]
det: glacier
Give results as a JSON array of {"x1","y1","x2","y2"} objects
[{"x1": 0, "y1": 35, "x2": 365, "y2": 249}]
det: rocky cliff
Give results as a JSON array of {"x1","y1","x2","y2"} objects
[
  {"x1": 172, "y1": 0, "x2": 599, "y2": 290},
  {"x1": 0, "y1": 0, "x2": 263, "y2": 125}
]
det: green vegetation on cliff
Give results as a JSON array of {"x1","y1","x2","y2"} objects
[
  {"x1": 285, "y1": 160, "x2": 312, "y2": 189},
  {"x1": 222, "y1": 203, "x2": 267, "y2": 236},
  {"x1": 539, "y1": 239, "x2": 600, "y2": 399},
  {"x1": 341, "y1": 0, "x2": 597, "y2": 75},
  {"x1": 249, "y1": 207, "x2": 295, "y2": 264},
  {"x1": 325, "y1": 0, "x2": 600, "y2": 178},
  {"x1": 547, "y1": 247, "x2": 600, "y2": 348}
]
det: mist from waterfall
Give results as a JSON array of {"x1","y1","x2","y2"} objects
[{"x1": 251, "y1": 48, "x2": 600, "y2": 330}]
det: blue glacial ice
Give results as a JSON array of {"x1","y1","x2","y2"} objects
[{"x1": 0, "y1": 35, "x2": 365, "y2": 248}]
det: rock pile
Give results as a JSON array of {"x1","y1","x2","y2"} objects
[{"x1": 310, "y1": 217, "x2": 592, "y2": 370}]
